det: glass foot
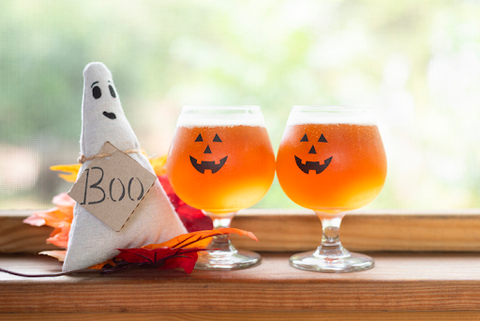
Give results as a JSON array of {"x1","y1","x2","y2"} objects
[
  {"x1": 195, "y1": 212, "x2": 261, "y2": 270},
  {"x1": 195, "y1": 247, "x2": 261, "y2": 270},
  {"x1": 289, "y1": 249, "x2": 374, "y2": 273}
]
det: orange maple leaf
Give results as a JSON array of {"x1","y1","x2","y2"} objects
[
  {"x1": 142, "y1": 228, "x2": 257, "y2": 250},
  {"x1": 50, "y1": 164, "x2": 81, "y2": 183},
  {"x1": 23, "y1": 193, "x2": 74, "y2": 249}
]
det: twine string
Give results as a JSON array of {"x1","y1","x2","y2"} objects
[{"x1": 78, "y1": 149, "x2": 141, "y2": 164}]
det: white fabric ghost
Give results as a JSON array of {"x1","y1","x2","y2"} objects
[{"x1": 63, "y1": 62, "x2": 187, "y2": 271}]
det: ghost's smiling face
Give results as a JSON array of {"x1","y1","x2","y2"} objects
[
  {"x1": 294, "y1": 133, "x2": 333, "y2": 174},
  {"x1": 90, "y1": 80, "x2": 118, "y2": 120},
  {"x1": 81, "y1": 62, "x2": 139, "y2": 157}
]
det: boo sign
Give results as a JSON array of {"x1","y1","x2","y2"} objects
[{"x1": 69, "y1": 142, "x2": 157, "y2": 232}]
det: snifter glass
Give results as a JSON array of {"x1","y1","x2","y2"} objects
[
  {"x1": 276, "y1": 106, "x2": 387, "y2": 272},
  {"x1": 167, "y1": 106, "x2": 276, "y2": 270}
]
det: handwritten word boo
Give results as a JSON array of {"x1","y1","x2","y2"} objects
[{"x1": 69, "y1": 142, "x2": 157, "y2": 232}]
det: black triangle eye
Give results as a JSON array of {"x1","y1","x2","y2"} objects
[
  {"x1": 300, "y1": 134, "x2": 308, "y2": 142},
  {"x1": 213, "y1": 134, "x2": 222, "y2": 142},
  {"x1": 318, "y1": 134, "x2": 327, "y2": 143},
  {"x1": 195, "y1": 134, "x2": 203, "y2": 142}
]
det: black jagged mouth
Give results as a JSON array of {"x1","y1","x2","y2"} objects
[
  {"x1": 190, "y1": 156, "x2": 228, "y2": 174},
  {"x1": 295, "y1": 156, "x2": 333, "y2": 174},
  {"x1": 103, "y1": 111, "x2": 117, "y2": 120}
]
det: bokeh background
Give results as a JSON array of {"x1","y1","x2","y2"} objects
[{"x1": 1, "y1": 0, "x2": 480, "y2": 210}]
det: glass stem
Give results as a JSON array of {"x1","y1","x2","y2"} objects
[
  {"x1": 315, "y1": 212, "x2": 350, "y2": 259},
  {"x1": 208, "y1": 212, "x2": 235, "y2": 250}
]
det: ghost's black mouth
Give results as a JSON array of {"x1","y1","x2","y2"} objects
[
  {"x1": 190, "y1": 156, "x2": 228, "y2": 174},
  {"x1": 295, "y1": 156, "x2": 333, "y2": 174},
  {"x1": 103, "y1": 111, "x2": 117, "y2": 120}
]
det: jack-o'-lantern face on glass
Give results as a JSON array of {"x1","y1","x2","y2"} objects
[
  {"x1": 167, "y1": 106, "x2": 276, "y2": 270},
  {"x1": 189, "y1": 133, "x2": 228, "y2": 174},
  {"x1": 275, "y1": 106, "x2": 387, "y2": 273},
  {"x1": 295, "y1": 133, "x2": 333, "y2": 174}
]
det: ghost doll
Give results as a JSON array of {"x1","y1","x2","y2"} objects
[{"x1": 63, "y1": 62, "x2": 187, "y2": 271}]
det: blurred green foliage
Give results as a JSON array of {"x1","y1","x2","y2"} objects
[{"x1": 1, "y1": 0, "x2": 480, "y2": 210}]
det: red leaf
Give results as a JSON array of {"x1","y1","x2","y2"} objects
[
  {"x1": 160, "y1": 251, "x2": 198, "y2": 274},
  {"x1": 176, "y1": 204, "x2": 214, "y2": 231},
  {"x1": 158, "y1": 174, "x2": 213, "y2": 232},
  {"x1": 158, "y1": 175, "x2": 175, "y2": 195},
  {"x1": 116, "y1": 248, "x2": 159, "y2": 264},
  {"x1": 115, "y1": 247, "x2": 200, "y2": 273},
  {"x1": 93, "y1": 228, "x2": 258, "y2": 273}
]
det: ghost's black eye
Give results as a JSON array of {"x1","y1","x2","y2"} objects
[
  {"x1": 92, "y1": 86, "x2": 102, "y2": 99},
  {"x1": 109, "y1": 85, "x2": 116, "y2": 98}
]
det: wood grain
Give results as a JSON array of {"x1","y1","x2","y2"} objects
[
  {"x1": 1, "y1": 312, "x2": 479, "y2": 321},
  {"x1": 0, "y1": 215, "x2": 58, "y2": 254},
  {"x1": 1, "y1": 252, "x2": 480, "y2": 314},
  {"x1": 3, "y1": 209, "x2": 480, "y2": 253},
  {"x1": 231, "y1": 209, "x2": 480, "y2": 252}
]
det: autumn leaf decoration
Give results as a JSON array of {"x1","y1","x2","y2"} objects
[
  {"x1": 0, "y1": 228, "x2": 256, "y2": 277},
  {"x1": 23, "y1": 192, "x2": 74, "y2": 262},
  {"x1": 18, "y1": 156, "x2": 256, "y2": 275},
  {"x1": 92, "y1": 228, "x2": 257, "y2": 274}
]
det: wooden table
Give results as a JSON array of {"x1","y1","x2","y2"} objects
[{"x1": 1, "y1": 252, "x2": 480, "y2": 320}]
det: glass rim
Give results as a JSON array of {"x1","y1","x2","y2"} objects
[
  {"x1": 292, "y1": 105, "x2": 372, "y2": 113},
  {"x1": 182, "y1": 105, "x2": 261, "y2": 111},
  {"x1": 287, "y1": 105, "x2": 377, "y2": 125},
  {"x1": 177, "y1": 105, "x2": 266, "y2": 127}
]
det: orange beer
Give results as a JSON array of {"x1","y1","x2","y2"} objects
[
  {"x1": 168, "y1": 124, "x2": 275, "y2": 215},
  {"x1": 276, "y1": 123, "x2": 387, "y2": 213}
]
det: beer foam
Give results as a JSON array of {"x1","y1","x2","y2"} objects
[
  {"x1": 286, "y1": 106, "x2": 377, "y2": 126},
  {"x1": 177, "y1": 106, "x2": 267, "y2": 128}
]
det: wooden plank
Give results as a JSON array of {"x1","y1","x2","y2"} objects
[
  {"x1": 0, "y1": 252, "x2": 480, "y2": 313},
  {"x1": 1, "y1": 312, "x2": 479, "y2": 320},
  {"x1": 0, "y1": 215, "x2": 58, "y2": 254},
  {"x1": 2, "y1": 209, "x2": 480, "y2": 253},
  {"x1": 231, "y1": 209, "x2": 480, "y2": 252}
]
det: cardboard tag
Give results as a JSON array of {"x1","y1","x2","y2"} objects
[{"x1": 68, "y1": 142, "x2": 157, "y2": 232}]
